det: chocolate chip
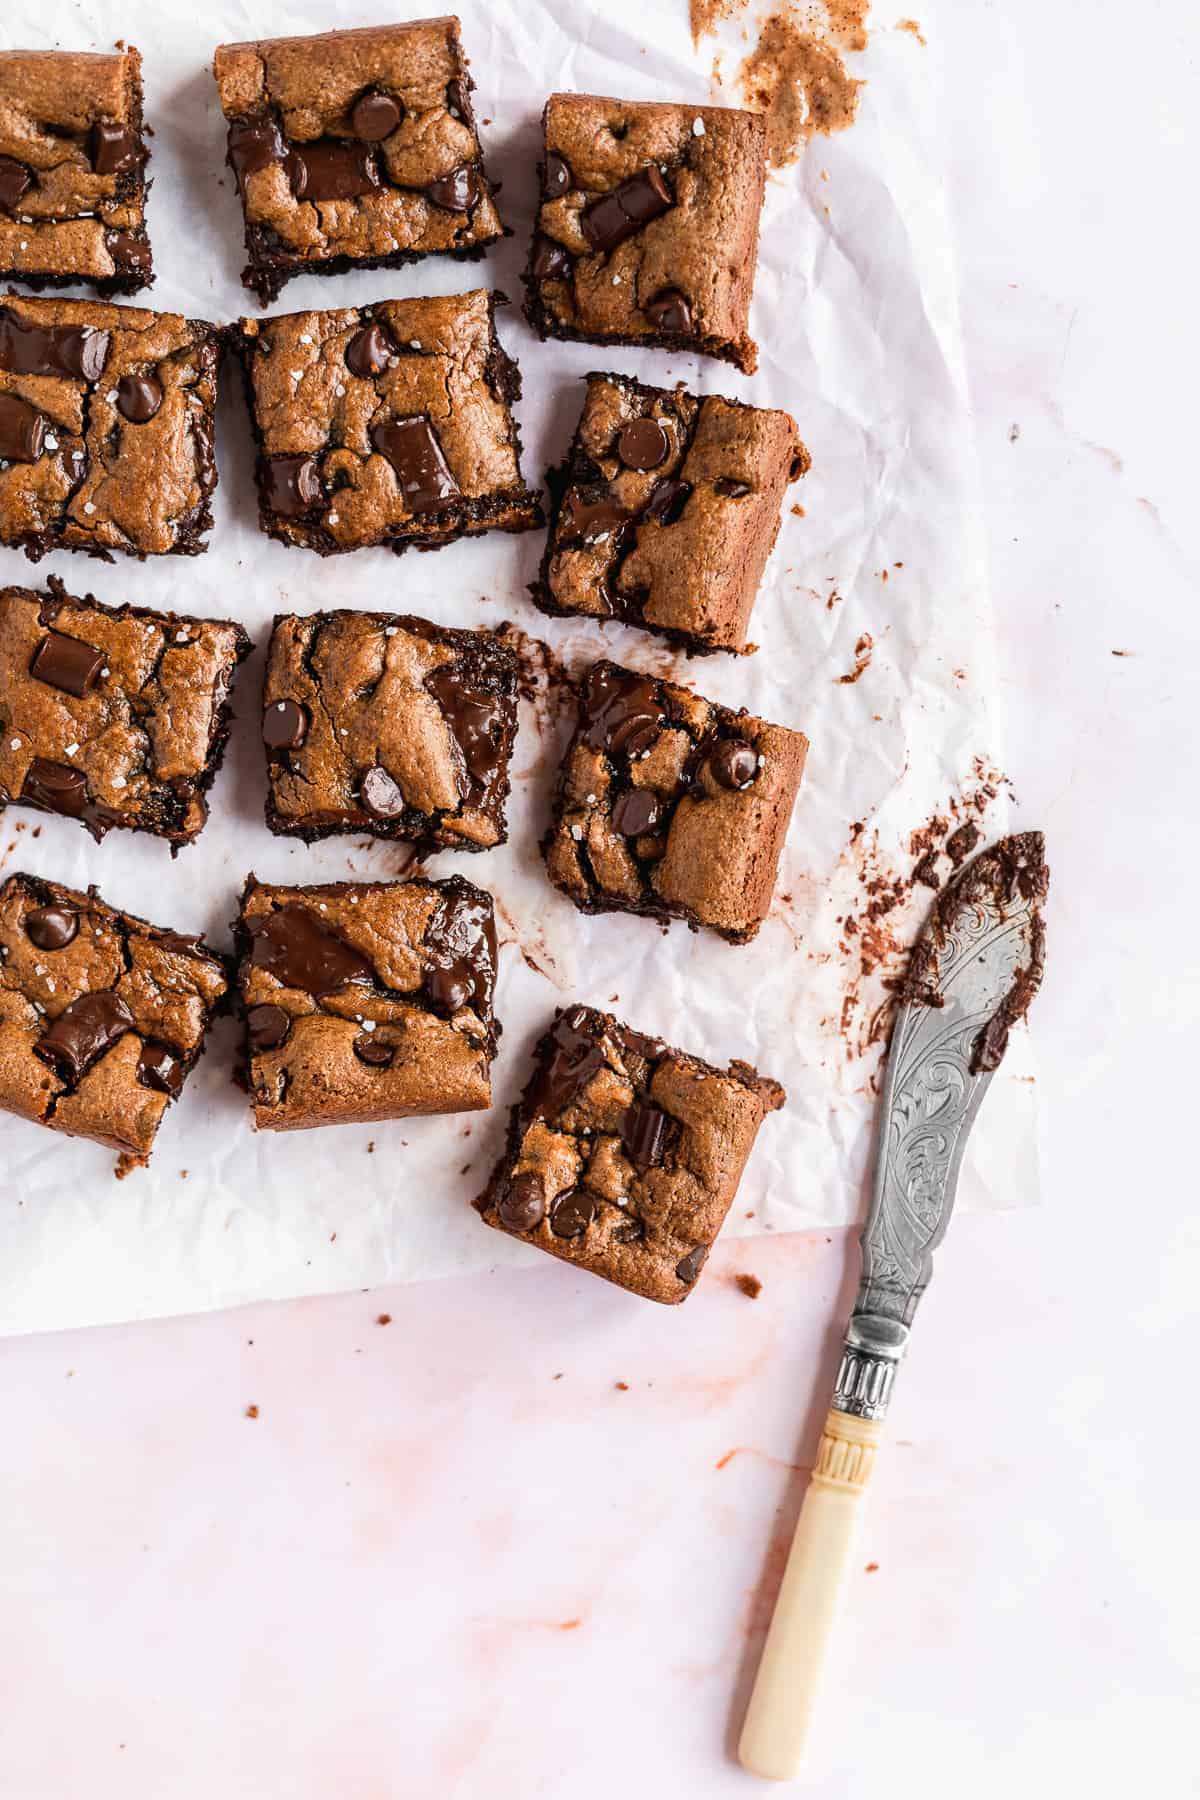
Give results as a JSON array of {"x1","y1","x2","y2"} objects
[
  {"x1": 345, "y1": 322, "x2": 395, "y2": 378},
  {"x1": 115, "y1": 372, "x2": 162, "y2": 423},
  {"x1": 0, "y1": 308, "x2": 110, "y2": 381},
  {"x1": 645, "y1": 289, "x2": 693, "y2": 335},
  {"x1": 426, "y1": 965, "x2": 472, "y2": 1015},
  {"x1": 227, "y1": 115, "x2": 286, "y2": 182},
  {"x1": 106, "y1": 232, "x2": 151, "y2": 278},
  {"x1": 675, "y1": 1244, "x2": 708, "y2": 1285},
  {"x1": 0, "y1": 155, "x2": 32, "y2": 212},
  {"x1": 714, "y1": 476, "x2": 752, "y2": 498},
  {"x1": 425, "y1": 166, "x2": 481, "y2": 212},
  {"x1": 247, "y1": 1003, "x2": 291, "y2": 1051},
  {"x1": 616, "y1": 417, "x2": 669, "y2": 471},
  {"x1": 263, "y1": 699, "x2": 309, "y2": 752},
  {"x1": 353, "y1": 1033, "x2": 394, "y2": 1067},
  {"x1": 530, "y1": 234, "x2": 571, "y2": 281},
  {"x1": 0, "y1": 393, "x2": 45, "y2": 463},
  {"x1": 136, "y1": 1039, "x2": 183, "y2": 1098},
  {"x1": 248, "y1": 904, "x2": 374, "y2": 997},
  {"x1": 621, "y1": 1099, "x2": 671, "y2": 1171},
  {"x1": 543, "y1": 152, "x2": 571, "y2": 197},
  {"x1": 550, "y1": 1188, "x2": 595, "y2": 1239},
  {"x1": 34, "y1": 990, "x2": 134, "y2": 1085},
  {"x1": 371, "y1": 416, "x2": 460, "y2": 514},
  {"x1": 612, "y1": 788, "x2": 665, "y2": 837},
  {"x1": 559, "y1": 491, "x2": 629, "y2": 543},
  {"x1": 581, "y1": 166, "x2": 673, "y2": 253},
  {"x1": 25, "y1": 904, "x2": 77, "y2": 951},
  {"x1": 582, "y1": 666, "x2": 665, "y2": 756},
  {"x1": 92, "y1": 122, "x2": 139, "y2": 176},
  {"x1": 360, "y1": 764, "x2": 406, "y2": 821},
  {"x1": 499, "y1": 1173, "x2": 545, "y2": 1232},
  {"x1": 351, "y1": 90, "x2": 403, "y2": 141},
  {"x1": 288, "y1": 139, "x2": 380, "y2": 201},
  {"x1": 643, "y1": 478, "x2": 692, "y2": 526},
  {"x1": 30, "y1": 630, "x2": 104, "y2": 698},
  {"x1": 710, "y1": 739, "x2": 759, "y2": 791},
  {"x1": 262, "y1": 454, "x2": 323, "y2": 518}
]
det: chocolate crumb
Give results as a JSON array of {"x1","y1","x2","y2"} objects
[
  {"x1": 376, "y1": 1313, "x2": 391, "y2": 1326},
  {"x1": 735, "y1": 1272, "x2": 763, "y2": 1299},
  {"x1": 245, "y1": 1404, "x2": 259, "y2": 1419}
]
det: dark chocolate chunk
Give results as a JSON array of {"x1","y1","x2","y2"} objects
[
  {"x1": 612, "y1": 788, "x2": 665, "y2": 837},
  {"x1": 136, "y1": 1039, "x2": 183, "y2": 1098},
  {"x1": 20, "y1": 758, "x2": 90, "y2": 819},
  {"x1": 543, "y1": 152, "x2": 571, "y2": 197},
  {"x1": 353, "y1": 1032, "x2": 394, "y2": 1067},
  {"x1": 675, "y1": 1244, "x2": 708, "y2": 1285},
  {"x1": 643, "y1": 477, "x2": 692, "y2": 526},
  {"x1": 714, "y1": 476, "x2": 752, "y2": 498},
  {"x1": 425, "y1": 965, "x2": 471, "y2": 1014},
  {"x1": 107, "y1": 232, "x2": 151, "y2": 278},
  {"x1": 0, "y1": 155, "x2": 32, "y2": 212},
  {"x1": 263, "y1": 699, "x2": 310, "y2": 752},
  {"x1": 115, "y1": 372, "x2": 163, "y2": 423},
  {"x1": 247, "y1": 1002, "x2": 291, "y2": 1051},
  {"x1": 425, "y1": 665, "x2": 505, "y2": 805},
  {"x1": 645, "y1": 289, "x2": 693, "y2": 335},
  {"x1": 445, "y1": 79, "x2": 468, "y2": 119},
  {"x1": 423, "y1": 884, "x2": 496, "y2": 1019},
  {"x1": 262, "y1": 453, "x2": 323, "y2": 518},
  {"x1": 249, "y1": 903, "x2": 374, "y2": 997},
  {"x1": 620, "y1": 1028, "x2": 667, "y2": 1065},
  {"x1": 92, "y1": 122, "x2": 140, "y2": 177},
  {"x1": 35, "y1": 990, "x2": 134, "y2": 1085},
  {"x1": 581, "y1": 166, "x2": 673, "y2": 253},
  {"x1": 228, "y1": 114, "x2": 286, "y2": 182},
  {"x1": 360, "y1": 764, "x2": 406, "y2": 821},
  {"x1": 29, "y1": 630, "x2": 104, "y2": 698},
  {"x1": 582, "y1": 666, "x2": 665, "y2": 756},
  {"x1": 288, "y1": 139, "x2": 380, "y2": 201},
  {"x1": 345, "y1": 322, "x2": 395, "y2": 378},
  {"x1": 621, "y1": 1099, "x2": 671, "y2": 1171},
  {"x1": 425, "y1": 166, "x2": 481, "y2": 212},
  {"x1": 0, "y1": 308, "x2": 110, "y2": 381},
  {"x1": 25, "y1": 904, "x2": 78, "y2": 951},
  {"x1": 0, "y1": 393, "x2": 45, "y2": 463},
  {"x1": 499, "y1": 1172, "x2": 545, "y2": 1233},
  {"x1": 371, "y1": 416, "x2": 459, "y2": 514},
  {"x1": 710, "y1": 739, "x2": 759, "y2": 791},
  {"x1": 550, "y1": 1188, "x2": 595, "y2": 1239},
  {"x1": 351, "y1": 90, "x2": 403, "y2": 141},
  {"x1": 527, "y1": 1007, "x2": 605, "y2": 1120},
  {"x1": 616, "y1": 417, "x2": 669, "y2": 471},
  {"x1": 559, "y1": 491, "x2": 628, "y2": 543},
  {"x1": 530, "y1": 234, "x2": 572, "y2": 282}
]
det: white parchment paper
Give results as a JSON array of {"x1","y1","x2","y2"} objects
[{"x1": 0, "y1": 0, "x2": 1039, "y2": 1335}]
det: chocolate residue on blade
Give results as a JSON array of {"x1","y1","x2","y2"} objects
[
  {"x1": 902, "y1": 832, "x2": 1049, "y2": 1074},
  {"x1": 736, "y1": 3, "x2": 868, "y2": 167}
]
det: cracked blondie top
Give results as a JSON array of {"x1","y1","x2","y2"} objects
[
  {"x1": 213, "y1": 18, "x2": 504, "y2": 304},
  {"x1": 0, "y1": 871, "x2": 228, "y2": 1166},
  {"x1": 524, "y1": 94, "x2": 768, "y2": 372},
  {"x1": 476, "y1": 1004, "x2": 785, "y2": 1303},
  {"x1": 235, "y1": 290, "x2": 541, "y2": 555},
  {"x1": 544, "y1": 660, "x2": 807, "y2": 944},
  {"x1": 0, "y1": 48, "x2": 152, "y2": 296},
  {"x1": 236, "y1": 873, "x2": 499, "y2": 1132},
  {"x1": 535, "y1": 371, "x2": 808, "y2": 654},
  {"x1": 263, "y1": 611, "x2": 518, "y2": 853},
  {"x1": 0, "y1": 295, "x2": 221, "y2": 561},
  {"x1": 0, "y1": 579, "x2": 250, "y2": 848}
]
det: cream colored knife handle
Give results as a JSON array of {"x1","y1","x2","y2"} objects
[{"x1": 738, "y1": 1408, "x2": 881, "y2": 1781}]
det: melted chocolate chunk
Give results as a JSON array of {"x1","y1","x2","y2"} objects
[
  {"x1": 709, "y1": 739, "x2": 759, "y2": 791},
  {"x1": 581, "y1": 166, "x2": 673, "y2": 253},
  {"x1": 92, "y1": 122, "x2": 140, "y2": 176},
  {"x1": 616, "y1": 417, "x2": 669, "y2": 471},
  {"x1": 645, "y1": 289, "x2": 693, "y2": 335},
  {"x1": 249, "y1": 903, "x2": 374, "y2": 997},
  {"x1": 351, "y1": 90, "x2": 403, "y2": 141},
  {"x1": 423, "y1": 885, "x2": 496, "y2": 1019},
  {"x1": 35, "y1": 990, "x2": 134, "y2": 1085},
  {"x1": 136, "y1": 1039, "x2": 183, "y2": 1098},
  {"x1": 550, "y1": 1188, "x2": 595, "y2": 1239},
  {"x1": 530, "y1": 234, "x2": 572, "y2": 282},
  {"x1": 426, "y1": 665, "x2": 505, "y2": 805},
  {"x1": 621, "y1": 1099, "x2": 671, "y2": 1171},
  {"x1": 107, "y1": 232, "x2": 151, "y2": 278},
  {"x1": 527, "y1": 1007, "x2": 605, "y2": 1120},
  {"x1": 263, "y1": 699, "x2": 310, "y2": 753},
  {"x1": 353, "y1": 1032, "x2": 394, "y2": 1067},
  {"x1": 582, "y1": 667, "x2": 665, "y2": 756},
  {"x1": 675, "y1": 1244, "x2": 708, "y2": 1285},
  {"x1": 499, "y1": 1172, "x2": 545, "y2": 1232},
  {"x1": 30, "y1": 630, "x2": 104, "y2": 698},
  {"x1": 425, "y1": 166, "x2": 481, "y2": 212},
  {"x1": 446, "y1": 79, "x2": 468, "y2": 119},
  {"x1": 116, "y1": 372, "x2": 163, "y2": 423},
  {"x1": 25, "y1": 904, "x2": 78, "y2": 951},
  {"x1": 289, "y1": 139, "x2": 380, "y2": 201},
  {"x1": 0, "y1": 309, "x2": 110, "y2": 381},
  {"x1": 21, "y1": 759, "x2": 91, "y2": 821},
  {"x1": 0, "y1": 393, "x2": 45, "y2": 463},
  {"x1": 371, "y1": 416, "x2": 459, "y2": 514},
  {"x1": 644, "y1": 478, "x2": 692, "y2": 526},
  {"x1": 543, "y1": 152, "x2": 571, "y2": 197},
  {"x1": 612, "y1": 788, "x2": 664, "y2": 837},
  {"x1": 247, "y1": 1003, "x2": 291, "y2": 1051},
  {"x1": 360, "y1": 764, "x2": 406, "y2": 821},
  {"x1": 345, "y1": 321, "x2": 395, "y2": 378},
  {"x1": 714, "y1": 476, "x2": 751, "y2": 498},
  {"x1": 262, "y1": 454, "x2": 323, "y2": 518},
  {"x1": 559, "y1": 492, "x2": 629, "y2": 543},
  {"x1": 228, "y1": 115, "x2": 286, "y2": 182},
  {"x1": 0, "y1": 155, "x2": 32, "y2": 212}
]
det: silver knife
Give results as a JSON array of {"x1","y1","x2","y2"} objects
[{"x1": 738, "y1": 831, "x2": 1049, "y2": 1781}]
